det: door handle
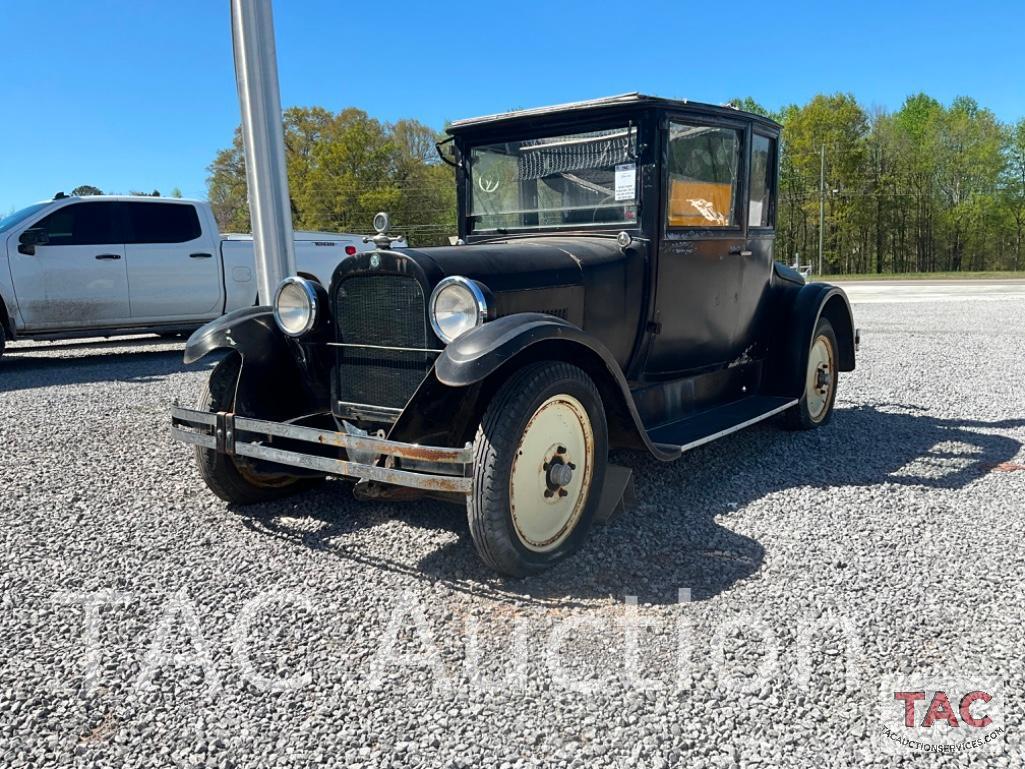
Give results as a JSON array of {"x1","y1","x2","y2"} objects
[
  {"x1": 190, "y1": 252, "x2": 213, "y2": 258},
  {"x1": 95, "y1": 253, "x2": 121, "y2": 260},
  {"x1": 728, "y1": 246, "x2": 753, "y2": 257}
]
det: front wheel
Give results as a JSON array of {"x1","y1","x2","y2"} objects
[
  {"x1": 783, "y1": 316, "x2": 839, "y2": 430},
  {"x1": 468, "y1": 362, "x2": 608, "y2": 577},
  {"x1": 194, "y1": 355, "x2": 313, "y2": 504}
]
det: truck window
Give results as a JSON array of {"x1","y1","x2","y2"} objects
[
  {"x1": 124, "y1": 202, "x2": 202, "y2": 244},
  {"x1": 666, "y1": 123, "x2": 740, "y2": 228},
  {"x1": 31, "y1": 202, "x2": 117, "y2": 245},
  {"x1": 749, "y1": 134, "x2": 775, "y2": 228}
]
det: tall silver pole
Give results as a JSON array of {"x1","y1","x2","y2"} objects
[
  {"x1": 230, "y1": 0, "x2": 295, "y2": 304},
  {"x1": 817, "y1": 144, "x2": 825, "y2": 276}
]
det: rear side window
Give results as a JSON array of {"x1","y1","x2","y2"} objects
[
  {"x1": 666, "y1": 123, "x2": 741, "y2": 228},
  {"x1": 124, "y1": 202, "x2": 201, "y2": 244},
  {"x1": 32, "y1": 202, "x2": 117, "y2": 245},
  {"x1": 749, "y1": 134, "x2": 775, "y2": 228}
]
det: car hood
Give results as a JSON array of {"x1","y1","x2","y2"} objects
[{"x1": 400, "y1": 236, "x2": 625, "y2": 293}]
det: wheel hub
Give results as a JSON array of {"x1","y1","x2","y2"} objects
[
  {"x1": 806, "y1": 335, "x2": 836, "y2": 421},
  {"x1": 545, "y1": 453, "x2": 575, "y2": 492},
  {"x1": 509, "y1": 395, "x2": 594, "y2": 552}
]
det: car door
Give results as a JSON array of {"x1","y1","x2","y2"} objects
[
  {"x1": 122, "y1": 201, "x2": 222, "y2": 322},
  {"x1": 645, "y1": 119, "x2": 747, "y2": 375},
  {"x1": 9, "y1": 200, "x2": 130, "y2": 330},
  {"x1": 734, "y1": 130, "x2": 779, "y2": 354}
]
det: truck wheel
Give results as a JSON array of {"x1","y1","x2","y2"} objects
[
  {"x1": 468, "y1": 362, "x2": 608, "y2": 577},
  {"x1": 194, "y1": 355, "x2": 311, "y2": 505},
  {"x1": 784, "y1": 317, "x2": 839, "y2": 430}
]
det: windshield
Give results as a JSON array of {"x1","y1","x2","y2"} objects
[
  {"x1": 0, "y1": 202, "x2": 50, "y2": 235},
  {"x1": 468, "y1": 127, "x2": 638, "y2": 233}
]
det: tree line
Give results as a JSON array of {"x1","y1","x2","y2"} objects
[
  {"x1": 208, "y1": 95, "x2": 1025, "y2": 272},
  {"x1": 208, "y1": 107, "x2": 455, "y2": 246},
  {"x1": 733, "y1": 93, "x2": 1024, "y2": 274}
]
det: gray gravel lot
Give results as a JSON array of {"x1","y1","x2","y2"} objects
[{"x1": 1, "y1": 300, "x2": 1023, "y2": 768}]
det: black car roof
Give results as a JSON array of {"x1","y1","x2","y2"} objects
[{"x1": 446, "y1": 92, "x2": 781, "y2": 134}]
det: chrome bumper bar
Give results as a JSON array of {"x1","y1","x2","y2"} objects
[{"x1": 170, "y1": 407, "x2": 473, "y2": 494}]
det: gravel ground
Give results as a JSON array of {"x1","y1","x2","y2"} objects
[{"x1": 1, "y1": 301, "x2": 1023, "y2": 768}]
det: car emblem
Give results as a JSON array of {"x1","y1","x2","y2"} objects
[{"x1": 369, "y1": 254, "x2": 381, "y2": 269}]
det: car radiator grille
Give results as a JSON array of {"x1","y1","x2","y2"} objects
[{"x1": 333, "y1": 274, "x2": 435, "y2": 412}]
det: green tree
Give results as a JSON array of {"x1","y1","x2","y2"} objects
[
  {"x1": 1001, "y1": 119, "x2": 1025, "y2": 270},
  {"x1": 71, "y1": 185, "x2": 103, "y2": 196},
  {"x1": 208, "y1": 107, "x2": 456, "y2": 245}
]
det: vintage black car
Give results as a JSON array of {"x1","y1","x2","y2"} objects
[{"x1": 172, "y1": 93, "x2": 857, "y2": 577}]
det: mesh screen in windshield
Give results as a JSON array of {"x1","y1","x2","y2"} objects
[{"x1": 469, "y1": 128, "x2": 638, "y2": 232}]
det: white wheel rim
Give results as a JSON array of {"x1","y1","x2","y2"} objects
[
  {"x1": 509, "y1": 394, "x2": 594, "y2": 552},
  {"x1": 806, "y1": 335, "x2": 835, "y2": 422}
]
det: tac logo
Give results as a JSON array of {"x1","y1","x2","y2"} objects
[
  {"x1": 894, "y1": 690, "x2": 993, "y2": 728},
  {"x1": 876, "y1": 674, "x2": 1005, "y2": 755}
]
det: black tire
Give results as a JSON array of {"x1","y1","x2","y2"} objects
[
  {"x1": 468, "y1": 362, "x2": 608, "y2": 578},
  {"x1": 194, "y1": 355, "x2": 312, "y2": 504},
  {"x1": 783, "y1": 317, "x2": 839, "y2": 430}
]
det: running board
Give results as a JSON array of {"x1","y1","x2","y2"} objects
[{"x1": 647, "y1": 396, "x2": 798, "y2": 456}]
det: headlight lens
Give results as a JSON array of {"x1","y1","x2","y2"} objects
[
  {"x1": 429, "y1": 276, "x2": 488, "y2": 344},
  {"x1": 273, "y1": 277, "x2": 317, "y2": 337}
]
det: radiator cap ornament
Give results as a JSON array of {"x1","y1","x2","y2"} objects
[{"x1": 364, "y1": 211, "x2": 402, "y2": 250}]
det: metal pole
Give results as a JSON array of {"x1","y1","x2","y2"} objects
[
  {"x1": 230, "y1": 0, "x2": 295, "y2": 304},
  {"x1": 817, "y1": 144, "x2": 825, "y2": 276}
]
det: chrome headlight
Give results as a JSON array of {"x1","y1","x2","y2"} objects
[
  {"x1": 273, "y1": 277, "x2": 318, "y2": 337},
  {"x1": 429, "y1": 276, "x2": 488, "y2": 344}
]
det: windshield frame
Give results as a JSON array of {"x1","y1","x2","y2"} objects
[
  {"x1": 460, "y1": 115, "x2": 653, "y2": 240},
  {"x1": 0, "y1": 202, "x2": 51, "y2": 236}
]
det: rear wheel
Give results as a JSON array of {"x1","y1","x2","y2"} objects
[
  {"x1": 784, "y1": 317, "x2": 839, "y2": 430},
  {"x1": 194, "y1": 355, "x2": 312, "y2": 504},
  {"x1": 468, "y1": 362, "x2": 608, "y2": 577}
]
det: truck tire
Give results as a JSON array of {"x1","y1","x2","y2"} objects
[
  {"x1": 194, "y1": 355, "x2": 313, "y2": 505},
  {"x1": 468, "y1": 362, "x2": 608, "y2": 578},
  {"x1": 783, "y1": 316, "x2": 839, "y2": 430}
]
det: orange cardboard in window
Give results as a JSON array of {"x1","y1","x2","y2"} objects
[{"x1": 668, "y1": 179, "x2": 734, "y2": 227}]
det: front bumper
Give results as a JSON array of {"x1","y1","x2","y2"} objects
[{"x1": 170, "y1": 407, "x2": 473, "y2": 494}]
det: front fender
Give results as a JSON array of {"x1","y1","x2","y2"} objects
[
  {"x1": 184, "y1": 305, "x2": 283, "y2": 365},
  {"x1": 431, "y1": 314, "x2": 675, "y2": 459},
  {"x1": 183, "y1": 305, "x2": 319, "y2": 422}
]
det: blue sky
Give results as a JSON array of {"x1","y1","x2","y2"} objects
[{"x1": 2, "y1": 0, "x2": 1022, "y2": 214}]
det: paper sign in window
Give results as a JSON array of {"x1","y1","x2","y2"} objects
[{"x1": 614, "y1": 163, "x2": 636, "y2": 201}]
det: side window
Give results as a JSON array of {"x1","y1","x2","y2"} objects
[
  {"x1": 749, "y1": 134, "x2": 775, "y2": 228},
  {"x1": 666, "y1": 123, "x2": 741, "y2": 228},
  {"x1": 125, "y1": 203, "x2": 202, "y2": 244},
  {"x1": 32, "y1": 202, "x2": 117, "y2": 246}
]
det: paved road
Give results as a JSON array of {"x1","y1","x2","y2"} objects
[
  {"x1": 2, "y1": 299, "x2": 1024, "y2": 767},
  {"x1": 836, "y1": 277, "x2": 1025, "y2": 303}
]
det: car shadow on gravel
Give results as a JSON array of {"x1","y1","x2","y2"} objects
[
  {"x1": 0, "y1": 348, "x2": 207, "y2": 392},
  {"x1": 236, "y1": 403, "x2": 1024, "y2": 607}
]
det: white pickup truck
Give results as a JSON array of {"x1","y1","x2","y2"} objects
[{"x1": 0, "y1": 194, "x2": 389, "y2": 357}]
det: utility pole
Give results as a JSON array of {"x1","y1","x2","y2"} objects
[
  {"x1": 230, "y1": 0, "x2": 295, "y2": 304},
  {"x1": 818, "y1": 144, "x2": 825, "y2": 276}
]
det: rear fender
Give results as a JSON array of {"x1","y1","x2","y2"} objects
[
  {"x1": 184, "y1": 306, "x2": 319, "y2": 422},
  {"x1": 771, "y1": 283, "x2": 856, "y2": 398},
  {"x1": 390, "y1": 314, "x2": 674, "y2": 459}
]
